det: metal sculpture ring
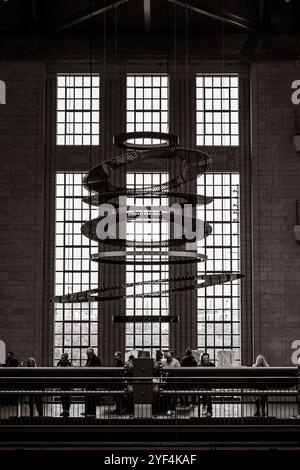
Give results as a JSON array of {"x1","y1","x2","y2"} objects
[
  {"x1": 82, "y1": 191, "x2": 213, "y2": 206},
  {"x1": 113, "y1": 131, "x2": 179, "y2": 149},
  {"x1": 90, "y1": 250, "x2": 207, "y2": 264},
  {"x1": 54, "y1": 273, "x2": 244, "y2": 303},
  {"x1": 53, "y1": 131, "x2": 244, "y2": 307},
  {"x1": 83, "y1": 147, "x2": 212, "y2": 193}
]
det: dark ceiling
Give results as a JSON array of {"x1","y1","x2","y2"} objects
[
  {"x1": 0, "y1": 0, "x2": 299, "y2": 35},
  {"x1": 1, "y1": 0, "x2": 300, "y2": 60}
]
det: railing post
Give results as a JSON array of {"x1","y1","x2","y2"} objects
[
  {"x1": 17, "y1": 394, "x2": 21, "y2": 418},
  {"x1": 133, "y1": 358, "x2": 153, "y2": 418}
]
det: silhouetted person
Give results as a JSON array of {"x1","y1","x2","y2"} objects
[
  {"x1": 27, "y1": 357, "x2": 43, "y2": 417},
  {"x1": 114, "y1": 351, "x2": 124, "y2": 368},
  {"x1": 156, "y1": 350, "x2": 164, "y2": 362},
  {"x1": 199, "y1": 352, "x2": 215, "y2": 417},
  {"x1": 152, "y1": 350, "x2": 165, "y2": 414},
  {"x1": 252, "y1": 354, "x2": 269, "y2": 417},
  {"x1": 125, "y1": 354, "x2": 134, "y2": 369},
  {"x1": 181, "y1": 348, "x2": 198, "y2": 367},
  {"x1": 164, "y1": 351, "x2": 181, "y2": 416},
  {"x1": 57, "y1": 352, "x2": 72, "y2": 417},
  {"x1": 124, "y1": 355, "x2": 134, "y2": 377},
  {"x1": 86, "y1": 347, "x2": 102, "y2": 367},
  {"x1": 85, "y1": 348, "x2": 102, "y2": 417},
  {"x1": 124, "y1": 355, "x2": 135, "y2": 414},
  {"x1": 181, "y1": 348, "x2": 198, "y2": 406},
  {"x1": 5, "y1": 352, "x2": 19, "y2": 367},
  {"x1": 4, "y1": 352, "x2": 19, "y2": 409},
  {"x1": 57, "y1": 352, "x2": 72, "y2": 368},
  {"x1": 165, "y1": 350, "x2": 181, "y2": 368},
  {"x1": 154, "y1": 350, "x2": 164, "y2": 377},
  {"x1": 113, "y1": 351, "x2": 126, "y2": 414}
]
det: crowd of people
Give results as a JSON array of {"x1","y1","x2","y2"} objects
[
  {"x1": 3, "y1": 347, "x2": 103, "y2": 418},
  {"x1": 153, "y1": 349, "x2": 216, "y2": 416},
  {"x1": 2, "y1": 348, "x2": 270, "y2": 418}
]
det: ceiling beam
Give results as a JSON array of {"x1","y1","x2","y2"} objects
[
  {"x1": 53, "y1": 0, "x2": 131, "y2": 33},
  {"x1": 168, "y1": 0, "x2": 261, "y2": 33},
  {"x1": 143, "y1": 0, "x2": 151, "y2": 32}
]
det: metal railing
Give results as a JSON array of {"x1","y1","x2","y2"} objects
[{"x1": 0, "y1": 366, "x2": 299, "y2": 424}]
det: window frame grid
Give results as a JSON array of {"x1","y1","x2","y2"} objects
[
  {"x1": 126, "y1": 74, "x2": 169, "y2": 146},
  {"x1": 126, "y1": 172, "x2": 169, "y2": 356},
  {"x1": 197, "y1": 173, "x2": 240, "y2": 364},
  {"x1": 56, "y1": 74, "x2": 100, "y2": 146},
  {"x1": 55, "y1": 173, "x2": 99, "y2": 366},
  {"x1": 196, "y1": 74, "x2": 239, "y2": 147}
]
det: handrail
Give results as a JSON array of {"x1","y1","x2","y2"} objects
[
  {"x1": 0, "y1": 367, "x2": 298, "y2": 382},
  {"x1": 0, "y1": 368, "x2": 298, "y2": 423}
]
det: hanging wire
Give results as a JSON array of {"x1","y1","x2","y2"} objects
[
  {"x1": 114, "y1": 2, "x2": 118, "y2": 80},
  {"x1": 164, "y1": 0, "x2": 171, "y2": 337},
  {"x1": 103, "y1": 0, "x2": 106, "y2": 79},
  {"x1": 222, "y1": 0, "x2": 225, "y2": 74},
  {"x1": 101, "y1": 0, "x2": 107, "y2": 354},
  {"x1": 185, "y1": 0, "x2": 189, "y2": 145},
  {"x1": 185, "y1": 0, "x2": 188, "y2": 78},
  {"x1": 89, "y1": 0, "x2": 93, "y2": 169},
  {"x1": 88, "y1": 0, "x2": 94, "y2": 357},
  {"x1": 66, "y1": 25, "x2": 72, "y2": 303},
  {"x1": 173, "y1": 0, "x2": 177, "y2": 125}
]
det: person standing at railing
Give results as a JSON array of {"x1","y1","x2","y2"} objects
[
  {"x1": 3, "y1": 352, "x2": 20, "y2": 411},
  {"x1": 165, "y1": 351, "x2": 181, "y2": 369},
  {"x1": 84, "y1": 347, "x2": 102, "y2": 417},
  {"x1": 27, "y1": 357, "x2": 43, "y2": 417},
  {"x1": 199, "y1": 352, "x2": 215, "y2": 418},
  {"x1": 252, "y1": 354, "x2": 269, "y2": 417},
  {"x1": 154, "y1": 350, "x2": 165, "y2": 377},
  {"x1": 181, "y1": 349, "x2": 198, "y2": 407},
  {"x1": 57, "y1": 352, "x2": 72, "y2": 417},
  {"x1": 113, "y1": 351, "x2": 126, "y2": 414},
  {"x1": 164, "y1": 351, "x2": 181, "y2": 416},
  {"x1": 114, "y1": 351, "x2": 124, "y2": 368},
  {"x1": 124, "y1": 355, "x2": 135, "y2": 414},
  {"x1": 181, "y1": 348, "x2": 198, "y2": 367},
  {"x1": 125, "y1": 354, "x2": 135, "y2": 375},
  {"x1": 5, "y1": 351, "x2": 19, "y2": 367},
  {"x1": 152, "y1": 350, "x2": 166, "y2": 414},
  {"x1": 86, "y1": 347, "x2": 102, "y2": 367}
]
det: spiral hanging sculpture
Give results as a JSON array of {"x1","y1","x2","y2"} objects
[{"x1": 54, "y1": 131, "x2": 244, "y2": 322}]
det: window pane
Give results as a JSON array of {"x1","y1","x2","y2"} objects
[
  {"x1": 54, "y1": 173, "x2": 99, "y2": 365},
  {"x1": 56, "y1": 74, "x2": 100, "y2": 146},
  {"x1": 196, "y1": 75, "x2": 239, "y2": 147},
  {"x1": 197, "y1": 173, "x2": 240, "y2": 364},
  {"x1": 126, "y1": 75, "x2": 169, "y2": 145},
  {"x1": 126, "y1": 172, "x2": 169, "y2": 357}
]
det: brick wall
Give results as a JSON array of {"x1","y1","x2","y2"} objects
[
  {"x1": 251, "y1": 62, "x2": 300, "y2": 366},
  {"x1": 0, "y1": 61, "x2": 45, "y2": 365},
  {"x1": 0, "y1": 59, "x2": 299, "y2": 367}
]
